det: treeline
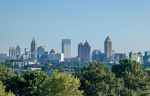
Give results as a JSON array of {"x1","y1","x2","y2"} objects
[{"x1": 0, "y1": 59, "x2": 150, "y2": 96}]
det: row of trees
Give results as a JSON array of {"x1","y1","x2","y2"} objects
[
  {"x1": 78, "y1": 60, "x2": 150, "y2": 96},
  {"x1": 0, "y1": 59, "x2": 150, "y2": 96},
  {"x1": 0, "y1": 65, "x2": 83, "y2": 96}
]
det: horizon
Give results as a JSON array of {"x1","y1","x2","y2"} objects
[{"x1": 0, "y1": 0, "x2": 150, "y2": 56}]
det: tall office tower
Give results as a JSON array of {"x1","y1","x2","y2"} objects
[
  {"x1": 78, "y1": 41, "x2": 91, "y2": 62},
  {"x1": 62, "y1": 39, "x2": 71, "y2": 58},
  {"x1": 104, "y1": 36, "x2": 112, "y2": 60},
  {"x1": 16, "y1": 45, "x2": 21, "y2": 59},
  {"x1": 9, "y1": 47, "x2": 16, "y2": 60},
  {"x1": 31, "y1": 38, "x2": 36, "y2": 60}
]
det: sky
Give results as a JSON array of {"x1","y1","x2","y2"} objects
[{"x1": 0, "y1": 0, "x2": 150, "y2": 56}]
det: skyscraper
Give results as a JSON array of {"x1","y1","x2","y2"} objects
[
  {"x1": 16, "y1": 45, "x2": 21, "y2": 59},
  {"x1": 78, "y1": 41, "x2": 91, "y2": 62},
  {"x1": 62, "y1": 39, "x2": 71, "y2": 58},
  {"x1": 104, "y1": 36, "x2": 112, "y2": 60},
  {"x1": 31, "y1": 38, "x2": 36, "y2": 60}
]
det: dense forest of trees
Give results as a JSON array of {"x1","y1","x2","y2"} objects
[{"x1": 0, "y1": 59, "x2": 150, "y2": 96}]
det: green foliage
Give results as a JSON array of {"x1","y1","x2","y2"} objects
[
  {"x1": 0, "y1": 64, "x2": 15, "y2": 82},
  {"x1": 112, "y1": 59, "x2": 142, "y2": 77},
  {"x1": 78, "y1": 62, "x2": 123, "y2": 96},
  {"x1": 2, "y1": 59, "x2": 150, "y2": 96},
  {"x1": 78, "y1": 60, "x2": 150, "y2": 96},
  {"x1": 6, "y1": 71, "x2": 48, "y2": 96},
  {"x1": 0, "y1": 81, "x2": 15, "y2": 96},
  {"x1": 42, "y1": 70, "x2": 83, "y2": 96}
]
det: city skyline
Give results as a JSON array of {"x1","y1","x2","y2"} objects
[{"x1": 1, "y1": 0, "x2": 150, "y2": 55}]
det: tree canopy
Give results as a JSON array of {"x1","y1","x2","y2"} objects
[{"x1": 41, "y1": 70, "x2": 83, "y2": 96}]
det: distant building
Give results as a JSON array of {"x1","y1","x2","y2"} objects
[
  {"x1": 113, "y1": 53, "x2": 126, "y2": 64},
  {"x1": 9, "y1": 47, "x2": 16, "y2": 60},
  {"x1": 0, "y1": 53, "x2": 8, "y2": 63},
  {"x1": 37, "y1": 46, "x2": 45, "y2": 61},
  {"x1": 63, "y1": 57, "x2": 82, "y2": 73},
  {"x1": 16, "y1": 45, "x2": 21, "y2": 59},
  {"x1": 62, "y1": 39, "x2": 71, "y2": 58},
  {"x1": 23, "y1": 48, "x2": 30, "y2": 60},
  {"x1": 92, "y1": 49, "x2": 105, "y2": 62},
  {"x1": 143, "y1": 51, "x2": 150, "y2": 66},
  {"x1": 31, "y1": 38, "x2": 36, "y2": 60},
  {"x1": 129, "y1": 52, "x2": 143, "y2": 64},
  {"x1": 78, "y1": 41, "x2": 91, "y2": 63},
  {"x1": 49, "y1": 50, "x2": 64, "y2": 63},
  {"x1": 104, "y1": 36, "x2": 112, "y2": 60}
]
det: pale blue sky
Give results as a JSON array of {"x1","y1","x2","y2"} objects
[{"x1": 0, "y1": 0, "x2": 150, "y2": 56}]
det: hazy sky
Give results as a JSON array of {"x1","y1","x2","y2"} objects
[{"x1": 0, "y1": 0, "x2": 150, "y2": 56}]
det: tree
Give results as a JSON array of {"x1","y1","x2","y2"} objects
[
  {"x1": 41, "y1": 70, "x2": 83, "y2": 96},
  {"x1": 112, "y1": 59, "x2": 142, "y2": 78},
  {"x1": 0, "y1": 81, "x2": 15, "y2": 96},
  {"x1": 112, "y1": 59, "x2": 150, "y2": 96},
  {"x1": 6, "y1": 71, "x2": 48, "y2": 96},
  {"x1": 0, "y1": 64, "x2": 15, "y2": 82},
  {"x1": 78, "y1": 62, "x2": 123, "y2": 96}
]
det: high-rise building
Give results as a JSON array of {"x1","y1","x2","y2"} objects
[
  {"x1": 62, "y1": 39, "x2": 71, "y2": 58},
  {"x1": 31, "y1": 38, "x2": 36, "y2": 60},
  {"x1": 78, "y1": 41, "x2": 91, "y2": 63},
  {"x1": 104, "y1": 36, "x2": 112, "y2": 60},
  {"x1": 16, "y1": 45, "x2": 21, "y2": 59}
]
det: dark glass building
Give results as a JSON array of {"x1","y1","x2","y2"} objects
[{"x1": 78, "y1": 41, "x2": 91, "y2": 63}]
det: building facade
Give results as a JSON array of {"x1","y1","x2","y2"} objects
[
  {"x1": 92, "y1": 49, "x2": 105, "y2": 62},
  {"x1": 31, "y1": 38, "x2": 36, "y2": 60},
  {"x1": 37, "y1": 46, "x2": 45, "y2": 61},
  {"x1": 62, "y1": 39, "x2": 71, "y2": 58},
  {"x1": 16, "y1": 45, "x2": 21, "y2": 59},
  {"x1": 104, "y1": 36, "x2": 112, "y2": 60},
  {"x1": 9, "y1": 47, "x2": 16, "y2": 60},
  {"x1": 78, "y1": 41, "x2": 91, "y2": 63},
  {"x1": 143, "y1": 51, "x2": 150, "y2": 66}
]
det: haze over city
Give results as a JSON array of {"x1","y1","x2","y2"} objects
[{"x1": 0, "y1": 0, "x2": 150, "y2": 56}]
